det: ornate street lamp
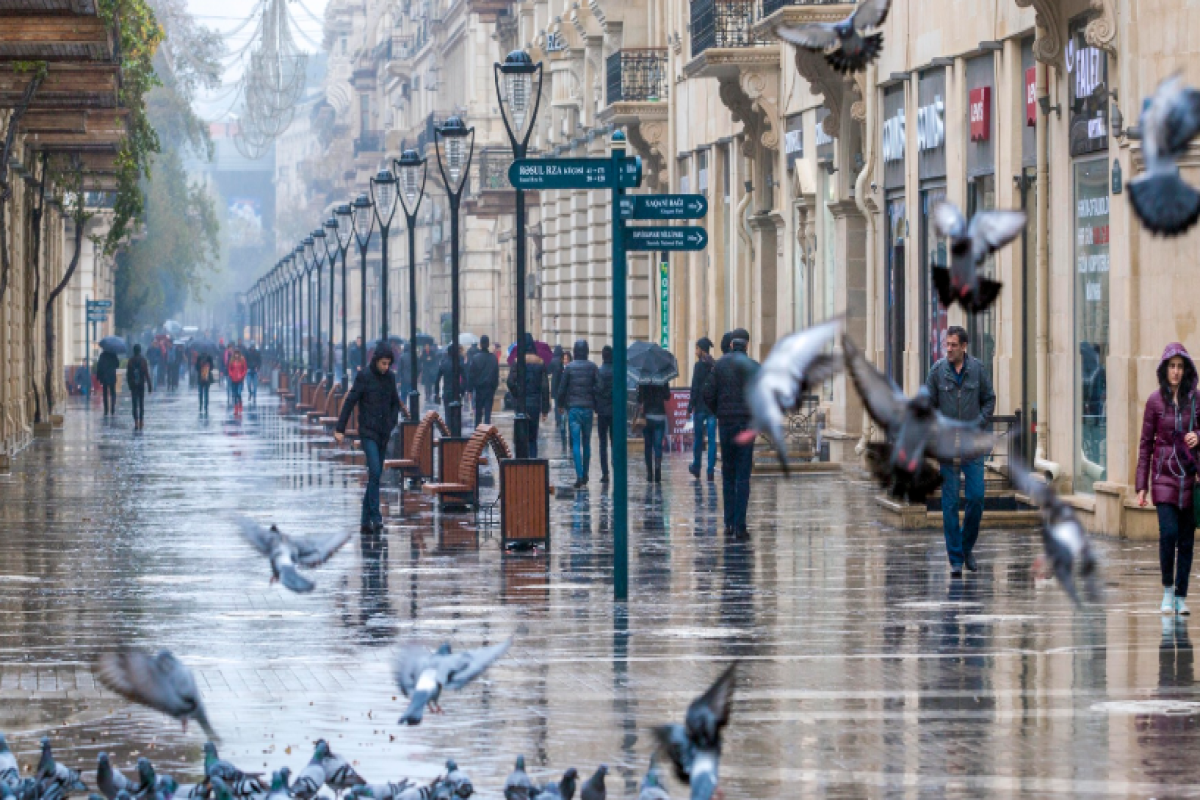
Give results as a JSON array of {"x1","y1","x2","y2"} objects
[
  {"x1": 293, "y1": 246, "x2": 305, "y2": 371},
  {"x1": 302, "y1": 235, "x2": 317, "y2": 379},
  {"x1": 434, "y1": 115, "x2": 475, "y2": 433},
  {"x1": 311, "y1": 228, "x2": 327, "y2": 381},
  {"x1": 394, "y1": 148, "x2": 428, "y2": 418},
  {"x1": 351, "y1": 193, "x2": 375, "y2": 375},
  {"x1": 334, "y1": 203, "x2": 354, "y2": 386},
  {"x1": 496, "y1": 50, "x2": 544, "y2": 458},
  {"x1": 322, "y1": 217, "x2": 339, "y2": 381},
  {"x1": 370, "y1": 169, "x2": 399, "y2": 341}
]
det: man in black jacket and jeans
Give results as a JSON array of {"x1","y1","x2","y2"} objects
[
  {"x1": 703, "y1": 328, "x2": 759, "y2": 537},
  {"x1": 467, "y1": 336, "x2": 500, "y2": 426},
  {"x1": 335, "y1": 346, "x2": 402, "y2": 533},
  {"x1": 557, "y1": 339, "x2": 599, "y2": 488},
  {"x1": 595, "y1": 345, "x2": 615, "y2": 482},
  {"x1": 688, "y1": 337, "x2": 717, "y2": 480},
  {"x1": 126, "y1": 343, "x2": 153, "y2": 431}
]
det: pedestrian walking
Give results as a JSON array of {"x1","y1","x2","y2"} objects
[
  {"x1": 335, "y1": 346, "x2": 402, "y2": 533},
  {"x1": 126, "y1": 343, "x2": 152, "y2": 431},
  {"x1": 557, "y1": 340, "x2": 599, "y2": 488},
  {"x1": 245, "y1": 345, "x2": 261, "y2": 403},
  {"x1": 638, "y1": 381, "x2": 671, "y2": 483},
  {"x1": 95, "y1": 349, "x2": 119, "y2": 416},
  {"x1": 468, "y1": 336, "x2": 500, "y2": 426},
  {"x1": 420, "y1": 344, "x2": 438, "y2": 401},
  {"x1": 688, "y1": 337, "x2": 718, "y2": 481},
  {"x1": 196, "y1": 352, "x2": 215, "y2": 415},
  {"x1": 227, "y1": 348, "x2": 248, "y2": 410},
  {"x1": 147, "y1": 342, "x2": 163, "y2": 388},
  {"x1": 550, "y1": 345, "x2": 567, "y2": 447},
  {"x1": 1137, "y1": 342, "x2": 1200, "y2": 615},
  {"x1": 436, "y1": 345, "x2": 465, "y2": 408},
  {"x1": 703, "y1": 328, "x2": 759, "y2": 537},
  {"x1": 925, "y1": 325, "x2": 996, "y2": 577},
  {"x1": 506, "y1": 333, "x2": 551, "y2": 458},
  {"x1": 166, "y1": 346, "x2": 180, "y2": 390},
  {"x1": 350, "y1": 336, "x2": 364, "y2": 373},
  {"x1": 595, "y1": 345, "x2": 615, "y2": 483}
]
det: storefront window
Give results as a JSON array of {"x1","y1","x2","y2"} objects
[
  {"x1": 1074, "y1": 158, "x2": 1109, "y2": 494},
  {"x1": 885, "y1": 196, "x2": 906, "y2": 383},
  {"x1": 966, "y1": 175, "x2": 997, "y2": 379},
  {"x1": 921, "y1": 187, "x2": 948, "y2": 369}
]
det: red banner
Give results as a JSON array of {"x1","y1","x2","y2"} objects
[
  {"x1": 1025, "y1": 67, "x2": 1037, "y2": 127},
  {"x1": 969, "y1": 86, "x2": 991, "y2": 141}
]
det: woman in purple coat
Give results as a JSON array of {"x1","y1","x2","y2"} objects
[{"x1": 1137, "y1": 342, "x2": 1200, "y2": 615}]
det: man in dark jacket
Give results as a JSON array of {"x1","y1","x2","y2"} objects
[
  {"x1": 467, "y1": 336, "x2": 500, "y2": 426},
  {"x1": 557, "y1": 339, "x2": 600, "y2": 487},
  {"x1": 436, "y1": 345, "x2": 465, "y2": 410},
  {"x1": 688, "y1": 337, "x2": 717, "y2": 480},
  {"x1": 126, "y1": 343, "x2": 153, "y2": 431},
  {"x1": 95, "y1": 349, "x2": 119, "y2": 415},
  {"x1": 335, "y1": 346, "x2": 402, "y2": 533},
  {"x1": 925, "y1": 325, "x2": 996, "y2": 576},
  {"x1": 506, "y1": 333, "x2": 551, "y2": 458},
  {"x1": 595, "y1": 345, "x2": 615, "y2": 482},
  {"x1": 703, "y1": 328, "x2": 759, "y2": 537},
  {"x1": 419, "y1": 344, "x2": 437, "y2": 400},
  {"x1": 245, "y1": 345, "x2": 261, "y2": 403},
  {"x1": 195, "y1": 352, "x2": 215, "y2": 414}
]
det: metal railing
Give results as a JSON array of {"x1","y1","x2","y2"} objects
[
  {"x1": 606, "y1": 48, "x2": 669, "y2": 104},
  {"x1": 761, "y1": 0, "x2": 847, "y2": 16},
  {"x1": 478, "y1": 148, "x2": 513, "y2": 191},
  {"x1": 692, "y1": 0, "x2": 850, "y2": 55}
]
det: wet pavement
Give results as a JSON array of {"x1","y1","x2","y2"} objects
[{"x1": 2, "y1": 385, "x2": 1200, "y2": 797}]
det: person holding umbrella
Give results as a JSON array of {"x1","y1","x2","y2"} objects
[
  {"x1": 638, "y1": 379, "x2": 671, "y2": 483},
  {"x1": 95, "y1": 346, "x2": 120, "y2": 416},
  {"x1": 195, "y1": 350, "x2": 215, "y2": 415},
  {"x1": 507, "y1": 333, "x2": 552, "y2": 458}
]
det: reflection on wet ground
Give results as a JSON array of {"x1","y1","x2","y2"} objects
[{"x1": 2, "y1": 389, "x2": 1200, "y2": 797}]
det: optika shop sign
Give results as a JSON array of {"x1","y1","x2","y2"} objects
[{"x1": 916, "y1": 96, "x2": 944, "y2": 152}]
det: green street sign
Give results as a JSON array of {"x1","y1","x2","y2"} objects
[
  {"x1": 508, "y1": 156, "x2": 642, "y2": 190},
  {"x1": 619, "y1": 194, "x2": 708, "y2": 220},
  {"x1": 86, "y1": 313, "x2": 108, "y2": 322},
  {"x1": 87, "y1": 299, "x2": 113, "y2": 308},
  {"x1": 625, "y1": 226, "x2": 708, "y2": 252}
]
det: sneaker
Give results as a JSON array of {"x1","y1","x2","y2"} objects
[
  {"x1": 965, "y1": 553, "x2": 978, "y2": 572},
  {"x1": 601, "y1": 473, "x2": 610, "y2": 483},
  {"x1": 950, "y1": 569, "x2": 963, "y2": 579},
  {"x1": 1162, "y1": 587, "x2": 1177, "y2": 614},
  {"x1": 707, "y1": 471, "x2": 715, "y2": 482},
  {"x1": 688, "y1": 464, "x2": 700, "y2": 478},
  {"x1": 1177, "y1": 596, "x2": 1191, "y2": 616}
]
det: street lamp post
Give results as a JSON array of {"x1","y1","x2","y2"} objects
[
  {"x1": 302, "y1": 236, "x2": 316, "y2": 380},
  {"x1": 293, "y1": 247, "x2": 305, "y2": 371},
  {"x1": 370, "y1": 170, "x2": 398, "y2": 342},
  {"x1": 394, "y1": 149, "x2": 428, "y2": 418},
  {"x1": 496, "y1": 50, "x2": 544, "y2": 459},
  {"x1": 334, "y1": 203, "x2": 354, "y2": 387},
  {"x1": 311, "y1": 228, "x2": 327, "y2": 381},
  {"x1": 351, "y1": 193, "x2": 375, "y2": 375},
  {"x1": 434, "y1": 115, "x2": 475, "y2": 434},
  {"x1": 323, "y1": 217, "x2": 340, "y2": 381}
]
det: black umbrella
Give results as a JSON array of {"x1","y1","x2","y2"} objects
[
  {"x1": 626, "y1": 341, "x2": 678, "y2": 386},
  {"x1": 413, "y1": 333, "x2": 436, "y2": 348},
  {"x1": 190, "y1": 338, "x2": 220, "y2": 358},
  {"x1": 98, "y1": 335, "x2": 127, "y2": 354}
]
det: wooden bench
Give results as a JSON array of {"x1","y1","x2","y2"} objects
[
  {"x1": 385, "y1": 411, "x2": 448, "y2": 482},
  {"x1": 310, "y1": 385, "x2": 341, "y2": 422},
  {"x1": 303, "y1": 380, "x2": 331, "y2": 420},
  {"x1": 500, "y1": 459, "x2": 551, "y2": 551},
  {"x1": 421, "y1": 424, "x2": 512, "y2": 511},
  {"x1": 296, "y1": 379, "x2": 322, "y2": 411}
]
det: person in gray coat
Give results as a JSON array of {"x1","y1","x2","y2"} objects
[
  {"x1": 557, "y1": 340, "x2": 599, "y2": 487},
  {"x1": 925, "y1": 325, "x2": 996, "y2": 577}
]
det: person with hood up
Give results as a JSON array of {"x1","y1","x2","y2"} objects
[
  {"x1": 595, "y1": 345, "x2": 615, "y2": 483},
  {"x1": 125, "y1": 343, "x2": 153, "y2": 431},
  {"x1": 227, "y1": 348, "x2": 248, "y2": 409},
  {"x1": 688, "y1": 337, "x2": 718, "y2": 481},
  {"x1": 195, "y1": 351, "x2": 215, "y2": 414},
  {"x1": 336, "y1": 346, "x2": 402, "y2": 533},
  {"x1": 507, "y1": 333, "x2": 551, "y2": 458},
  {"x1": 95, "y1": 348, "x2": 119, "y2": 416},
  {"x1": 1137, "y1": 342, "x2": 1200, "y2": 615},
  {"x1": 467, "y1": 336, "x2": 500, "y2": 426},
  {"x1": 703, "y1": 328, "x2": 759, "y2": 537},
  {"x1": 557, "y1": 340, "x2": 599, "y2": 487}
]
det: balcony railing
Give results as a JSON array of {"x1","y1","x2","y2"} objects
[
  {"x1": 761, "y1": 0, "x2": 846, "y2": 15},
  {"x1": 606, "y1": 48, "x2": 668, "y2": 104},
  {"x1": 691, "y1": 0, "x2": 847, "y2": 55},
  {"x1": 354, "y1": 131, "x2": 383, "y2": 156},
  {"x1": 478, "y1": 148, "x2": 513, "y2": 191}
]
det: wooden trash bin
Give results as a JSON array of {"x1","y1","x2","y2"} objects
[{"x1": 500, "y1": 459, "x2": 550, "y2": 551}]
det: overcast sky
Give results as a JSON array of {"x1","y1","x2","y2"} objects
[{"x1": 186, "y1": 0, "x2": 329, "y2": 121}]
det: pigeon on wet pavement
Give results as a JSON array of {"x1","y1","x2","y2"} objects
[
  {"x1": 740, "y1": 318, "x2": 842, "y2": 469},
  {"x1": 502, "y1": 757, "x2": 535, "y2": 800},
  {"x1": 96, "y1": 754, "x2": 133, "y2": 800},
  {"x1": 94, "y1": 649, "x2": 217, "y2": 741},
  {"x1": 637, "y1": 760, "x2": 671, "y2": 800},
  {"x1": 393, "y1": 638, "x2": 513, "y2": 725},
  {"x1": 37, "y1": 739, "x2": 88, "y2": 796},
  {"x1": 235, "y1": 517, "x2": 352, "y2": 594},
  {"x1": 930, "y1": 200, "x2": 1025, "y2": 314},
  {"x1": 134, "y1": 758, "x2": 169, "y2": 800},
  {"x1": 288, "y1": 744, "x2": 327, "y2": 800},
  {"x1": 652, "y1": 664, "x2": 738, "y2": 800},
  {"x1": 347, "y1": 781, "x2": 415, "y2": 800},
  {"x1": 0, "y1": 735, "x2": 18, "y2": 786},
  {"x1": 535, "y1": 768, "x2": 577, "y2": 800},
  {"x1": 263, "y1": 773, "x2": 291, "y2": 800},
  {"x1": 202, "y1": 744, "x2": 261, "y2": 799},
  {"x1": 1129, "y1": 75, "x2": 1200, "y2": 236},
  {"x1": 843, "y1": 335, "x2": 995, "y2": 503},
  {"x1": 441, "y1": 761, "x2": 471, "y2": 799},
  {"x1": 767, "y1": 0, "x2": 890, "y2": 73},
  {"x1": 312, "y1": 740, "x2": 365, "y2": 796},
  {"x1": 578, "y1": 766, "x2": 606, "y2": 800}
]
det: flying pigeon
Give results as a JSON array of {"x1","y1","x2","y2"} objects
[
  {"x1": 1008, "y1": 437, "x2": 1102, "y2": 606},
  {"x1": 97, "y1": 755, "x2": 134, "y2": 800},
  {"x1": 393, "y1": 638, "x2": 513, "y2": 725},
  {"x1": 843, "y1": 335, "x2": 995, "y2": 502},
  {"x1": 536, "y1": 768, "x2": 577, "y2": 800},
  {"x1": 637, "y1": 760, "x2": 670, "y2": 800},
  {"x1": 94, "y1": 649, "x2": 217, "y2": 741},
  {"x1": 502, "y1": 757, "x2": 535, "y2": 800},
  {"x1": 0, "y1": 735, "x2": 18, "y2": 786},
  {"x1": 737, "y1": 318, "x2": 842, "y2": 468},
  {"x1": 1129, "y1": 75, "x2": 1200, "y2": 236},
  {"x1": 311, "y1": 740, "x2": 364, "y2": 796},
  {"x1": 202, "y1": 744, "x2": 261, "y2": 799},
  {"x1": 767, "y1": 0, "x2": 890, "y2": 74},
  {"x1": 651, "y1": 664, "x2": 738, "y2": 800},
  {"x1": 578, "y1": 767, "x2": 606, "y2": 800},
  {"x1": 235, "y1": 517, "x2": 352, "y2": 593},
  {"x1": 37, "y1": 739, "x2": 87, "y2": 796},
  {"x1": 930, "y1": 201, "x2": 1025, "y2": 314}
]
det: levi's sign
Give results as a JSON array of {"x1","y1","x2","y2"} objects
[
  {"x1": 625, "y1": 226, "x2": 708, "y2": 252},
  {"x1": 508, "y1": 157, "x2": 643, "y2": 190},
  {"x1": 619, "y1": 194, "x2": 708, "y2": 220}
]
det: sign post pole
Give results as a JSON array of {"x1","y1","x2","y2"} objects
[
  {"x1": 84, "y1": 296, "x2": 90, "y2": 397},
  {"x1": 611, "y1": 131, "x2": 629, "y2": 603}
]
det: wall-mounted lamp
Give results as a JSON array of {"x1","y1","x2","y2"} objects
[
  {"x1": 1037, "y1": 95, "x2": 1061, "y2": 119},
  {"x1": 1111, "y1": 158, "x2": 1123, "y2": 195}
]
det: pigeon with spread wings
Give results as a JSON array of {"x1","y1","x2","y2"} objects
[
  {"x1": 393, "y1": 638, "x2": 513, "y2": 725},
  {"x1": 767, "y1": 0, "x2": 890, "y2": 74},
  {"x1": 930, "y1": 201, "x2": 1025, "y2": 314},
  {"x1": 235, "y1": 517, "x2": 351, "y2": 594},
  {"x1": 652, "y1": 664, "x2": 737, "y2": 800},
  {"x1": 1128, "y1": 75, "x2": 1200, "y2": 236},
  {"x1": 94, "y1": 650, "x2": 217, "y2": 741}
]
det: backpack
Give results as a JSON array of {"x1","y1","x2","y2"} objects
[
  {"x1": 128, "y1": 359, "x2": 145, "y2": 388},
  {"x1": 200, "y1": 363, "x2": 211, "y2": 383}
]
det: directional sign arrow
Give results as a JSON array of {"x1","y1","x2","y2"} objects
[
  {"x1": 619, "y1": 193, "x2": 708, "y2": 220},
  {"x1": 87, "y1": 314, "x2": 108, "y2": 322},
  {"x1": 624, "y1": 225, "x2": 709, "y2": 252},
  {"x1": 508, "y1": 156, "x2": 642, "y2": 190}
]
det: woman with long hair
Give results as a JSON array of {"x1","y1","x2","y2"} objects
[
  {"x1": 227, "y1": 348, "x2": 248, "y2": 410},
  {"x1": 1137, "y1": 342, "x2": 1200, "y2": 615}
]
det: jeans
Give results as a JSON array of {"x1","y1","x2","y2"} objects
[
  {"x1": 102, "y1": 383, "x2": 116, "y2": 414},
  {"x1": 131, "y1": 387, "x2": 145, "y2": 425},
  {"x1": 691, "y1": 410, "x2": 717, "y2": 474},
  {"x1": 231, "y1": 380, "x2": 244, "y2": 404},
  {"x1": 1159, "y1": 502, "x2": 1197, "y2": 597},
  {"x1": 644, "y1": 417, "x2": 666, "y2": 468},
  {"x1": 527, "y1": 412, "x2": 541, "y2": 459},
  {"x1": 361, "y1": 438, "x2": 384, "y2": 528},
  {"x1": 474, "y1": 388, "x2": 496, "y2": 426},
  {"x1": 198, "y1": 383, "x2": 210, "y2": 413},
  {"x1": 940, "y1": 456, "x2": 986, "y2": 567},
  {"x1": 718, "y1": 424, "x2": 754, "y2": 528},
  {"x1": 568, "y1": 408, "x2": 594, "y2": 481},
  {"x1": 247, "y1": 369, "x2": 258, "y2": 400},
  {"x1": 597, "y1": 413, "x2": 613, "y2": 477}
]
